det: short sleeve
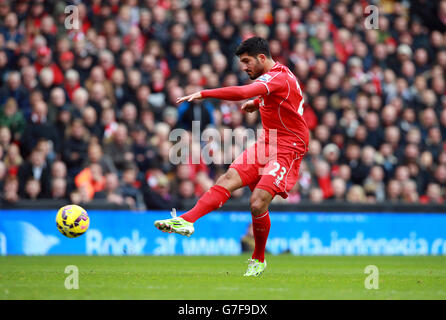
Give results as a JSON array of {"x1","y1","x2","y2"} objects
[{"x1": 254, "y1": 71, "x2": 283, "y2": 95}]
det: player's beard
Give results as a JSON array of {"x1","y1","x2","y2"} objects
[{"x1": 248, "y1": 60, "x2": 264, "y2": 80}]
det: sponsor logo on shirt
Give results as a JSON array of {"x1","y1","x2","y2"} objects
[{"x1": 257, "y1": 74, "x2": 272, "y2": 82}]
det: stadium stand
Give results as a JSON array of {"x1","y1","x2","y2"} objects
[{"x1": 0, "y1": 0, "x2": 445, "y2": 210}]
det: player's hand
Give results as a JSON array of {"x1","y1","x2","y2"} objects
[
  {"x1": 241, "y1": 100, "x2": 259, "y2": 113},
  {"x1": 176, "y1": 91, "x2": 203, "y2": 104}
]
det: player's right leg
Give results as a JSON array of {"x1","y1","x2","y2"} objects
[
  {"x1": 154, "y1": 168, "x2": 244, "y2": 236},
  {"x1": 243, "y1": 188, "x2": 273, "y2": 277}
]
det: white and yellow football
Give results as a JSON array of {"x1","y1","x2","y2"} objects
[{"x1": 56, "y1": 205, "x2": 90, "y2": 238}]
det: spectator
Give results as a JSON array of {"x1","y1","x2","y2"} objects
[
  {"x1": 69, "y1": 186, "x2": 92, "y2": 205},
  {"x1": 363, "y1": 165, "x2": 386, "y2": 202},
  {"x1": 120, "y1": 102, "x2": 139, "y2": 131},
  {"x1": 425, "y1": 126, "x2": 443, "y2": 159},
  {"x1": 309, "y1": 187, "x2": 324, "y2": 203},
  {"x1": 330, "y1": 177, "x2": 346, "y2": 202},
  {"x1": 0, "y1": 125, "x2": 11, "y2": 150},
  {"x1": 59, "y1": 51, "x2": 75, "y2": 73},
  {"x1": 1, "y1": 12, "x2": 23, "y2": 52},
  {"x1": 143, "y1": 168, "x2": 178, "y2": 210},
  {"x1": 64, "y1": 69, "x2": 81, "y2": 101},
  {"x1": 387, "y1": 179, "x2": 402, "y2": 202},
  {"x1": 343, "y1": 142, "x2": 361, "y2": 184},
  {"x1": 432, "y1": 165, "x2": 446, "y2": 189},
  {"x1": 101, "y1": 107, "x2": 118, "y2": 141},
  {"x1": 2, "y1": 175, "x2": 20, "y2": 204},
  {"x1": 70, "y1": 87, "x2": 89, "y2": 119},
  {"x1": 103, "y1": 123, "x2": 134, "y2": 171},
  {"x1": 3, "y1": 143, "x2": 23, "y2": 174},
  {"x1": 178, "y1": 179, "x2": 198, "y2": 202},
  {"x1": 20, "y1": 99, "x2": 59, "y2": 158},
  {"x1": 120, "y1": 165, "x2": 145, "y2": 211},
  {"x1": 0, "y1": 71, "x2": 30, "y2": 116},
  {"x1": 346, "y1": 185, "x2": 366, "y2": 203},
  {"x1": 0, "y1": 98, "x2": 26, "y2": 141},
  {"x1": 314, "y1": 160, "x2": 333, "y2": 199},
  {"x1": 17, "y1": 148, "x2": 51, "y2": 198},
  {"x1": 23, "y1": 178, "x2": 42, "y2": 200},
  {"x1": 50, "y1": 177, "x2": 68, "y2": 200},
  {"x1": 62, "y1": 119, "x2": 89, "y2": 177},
  {"x1": 364, "y1": 112, "x2": 383, "y2": 149},
  {"x1": 83, "y1": 142, "x2": 116, "y2": 175},
  {"x1": 85, "y1": 66, "x2": 115, "y2": 107},
  {"x1": 34, "y1": 46, "x2": 64, "y2": 85},
  {"x1": 74, "y1": 163, "x2": 106, "y2": 201},
  {"x1": 94, "y1": 172, "x2": 125, "y2": 206},
  {"x1": 401, "y1": 180, "x2": 419, "y2": 203},
  {"x1": 82, "y1": 106, "x2": 103, "y2": 142},
  {"x1": 36, "y1": 67, "x2": 57, "y2": 101},
  {"x1": 110, "y1": 68, "x2": 131, "y2": 110},
  {"x1": 377, "y1": 143, "x2": 398, "y2": 180},
  {"x1": 51, "y1": 160, "x2": 67, "y2": 180},
  {"x1": 130, "y1": 125, "x2": 156, "y2": 173},
  {"x1": 47, "y1": 87, "x2": 69, "y2": 124},
  {"x1": 354, "y1": 146, "x2": 376, "y2": 185},
  {"x1": 420, "y1": 183, "x2": 444, "y2": 204},
  {"x1": 35, "y1": 138, "x2": 56, "y2": 164}
]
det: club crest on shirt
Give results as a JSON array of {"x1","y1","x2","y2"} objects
[{"x1": 257, "y1": 74, "x2": 272, "y2": 82}]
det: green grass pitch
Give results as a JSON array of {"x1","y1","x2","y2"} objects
[{"x1": 0, "y1": 255, "x2": 445, "y2": 300}]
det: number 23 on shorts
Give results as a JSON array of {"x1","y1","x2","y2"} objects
[{"x1": 268, "y1": 161, "x2": 287, "y2": 187}]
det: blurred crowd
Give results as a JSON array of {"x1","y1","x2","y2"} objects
[{"x1": 0, "y1": 0, "x2": 445, "y2": 210}]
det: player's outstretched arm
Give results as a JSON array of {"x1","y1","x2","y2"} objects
[{"x1": 176, "y1": 82, "x2": 267, "y2": 104}]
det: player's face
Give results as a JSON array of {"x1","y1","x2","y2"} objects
[{"x1": 239, "y1": 53, "x2": 265, "y2": 80}]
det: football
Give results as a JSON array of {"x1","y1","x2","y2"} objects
[{"x1": 56, "y1": 205, "x2": 90, "y2": 238}]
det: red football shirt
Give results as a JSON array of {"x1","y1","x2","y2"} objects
[{"x1": 254, "y1": 62, "x2": 309, "y2": 152}]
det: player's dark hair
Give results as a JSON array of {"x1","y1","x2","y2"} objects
[{"x1": 235, "y1": 37, "x2": 271, "y2": 58}]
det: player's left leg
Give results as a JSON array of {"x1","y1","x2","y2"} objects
[
  {"x1": 179, "y1": 168, "x2": 242, "y2": 223},
  {"x1": 154, "y1": 168, "x2": 245, "y2": 236},
  {"x1": 244, "y1": 188, "x2": 273, "y2": 277},
  {"x1": 155, "y1": 141, "x2": 262, "y2": 236}
]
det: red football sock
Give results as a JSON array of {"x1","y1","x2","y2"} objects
[
  {"x1": 251, "y1": 211, "x2": 271, "y2": 263},
  {"x1": 180, "y1": 185, "x2": 231, "y2": 223}
]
